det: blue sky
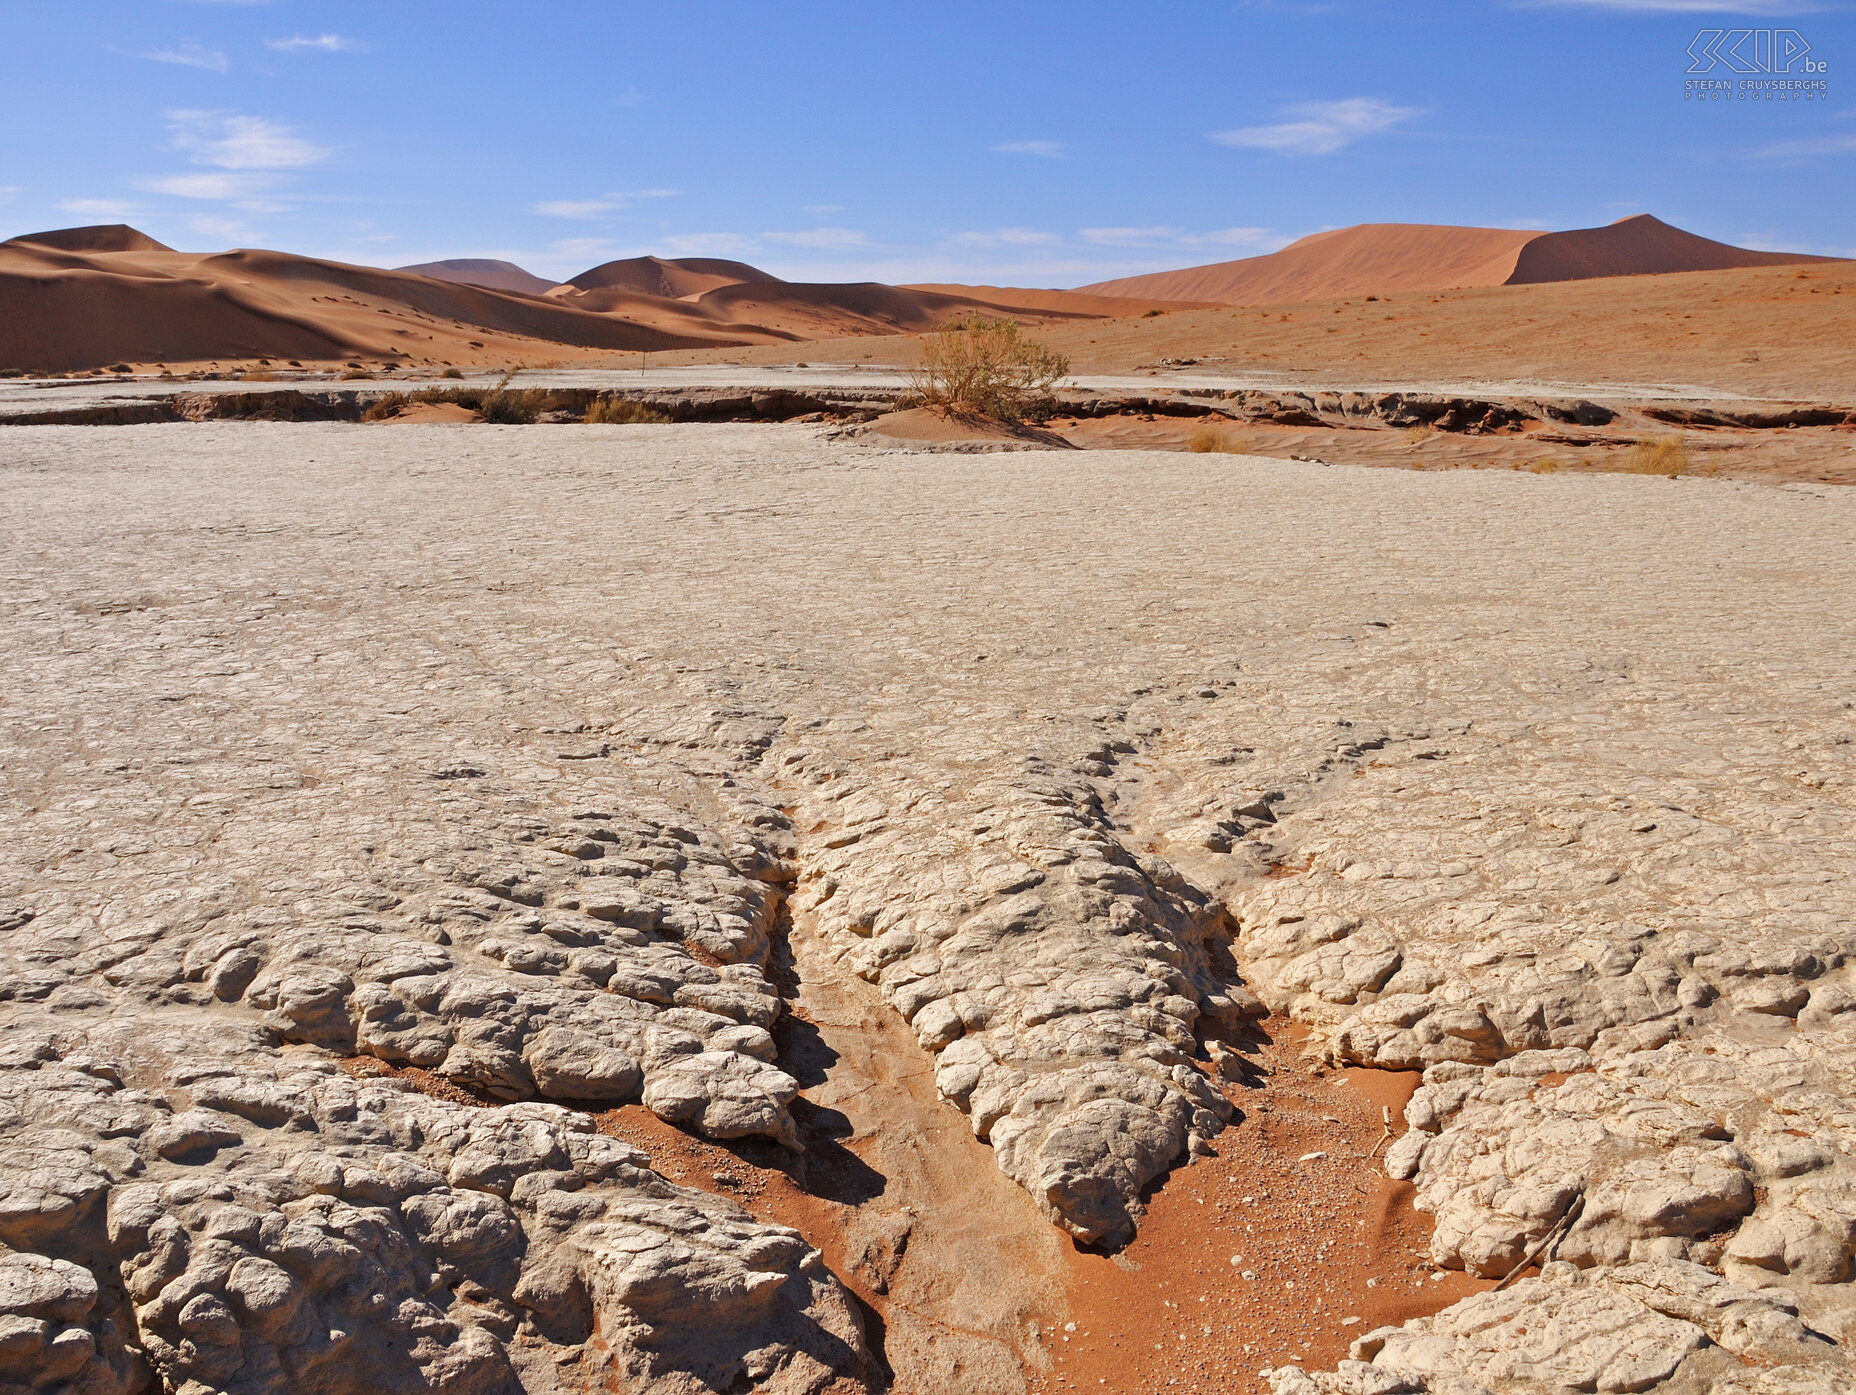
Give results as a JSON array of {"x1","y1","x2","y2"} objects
[{"x1": 1, "y1": 1, "x2": 1849, "y2": 285}]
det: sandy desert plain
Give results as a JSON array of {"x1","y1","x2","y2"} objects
[{"x1": 1, "y1": 214, "x2": 1855, "y2": 1395}]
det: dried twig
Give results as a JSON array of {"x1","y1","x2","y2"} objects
[
  {"x1": 1493, "y1": 1185, "x2": 1587, "y2": 1292},
  {"x1": 1365, "y1": 1105, "x2": 1394, "y2": 1160}
]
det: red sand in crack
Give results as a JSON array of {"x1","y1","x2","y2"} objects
[
  {"x1": 1028, "y1": 1028, "x2": 1491, "y2": 1395},
  {"x1": 347, "y1": 1025, "x2": 1489, "y2": 1395}
]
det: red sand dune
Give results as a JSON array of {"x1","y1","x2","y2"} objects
[
  {"x1": 396, "y1": 259, "x2": 558, "y2": 296},
  {"x1": 1080, "y1": 215, "x2": 1837, "y2": 306},
  {"x1": 552, "y1": 277, "x2": 1188, "y2": 346},
  {"x1": 16, "y1": 215, "x2": 1807, "y2": 374},
  {"x1": 0, "y1": 227, "x2": 1190, "y2": 371},
  {"x1": 902, "y1": 283, "x2": 1221, "y2": 317},
  {"x1": 1505, "y1": 215, "x2": 1834, "y2": 283},
  {"x1": 0, "y1": 229, "x2": 735, "y2": 371},
  {"x1": 8, "y1": 223, "x2": 174, "y2": 254},
  {"x1": 561, "y1": 255, "x2": 781, "y2": 300}
]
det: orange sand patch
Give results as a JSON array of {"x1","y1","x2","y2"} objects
[{"x1": 1029, "y1": 1028, "x2": 1491, "y2": 1395}]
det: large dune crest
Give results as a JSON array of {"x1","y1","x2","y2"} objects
[
  {"x1": 395, "y1": 258, "x2": 560, "y2": 296},
  {"x1": 563, "y1": 255, "x2": 783, "y2": 299},
  {"x1": 0, "y1": 228, "x2": 1189, "y2": 372},
  {"x1": 6, "y1": 222, "x2": 175, "y2": 254},
  {"x1": 1079, "y1": 214, "x2": 1837, "y2": 305}
]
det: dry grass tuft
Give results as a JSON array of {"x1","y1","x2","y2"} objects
[
  {"x1": 1186, "y1": 423, "x2": 1253, "y2": 454},
  {"x1": 584, "y1": 396, "x2": 670, "y2": 425},
  {"x1": 477, "y1": 389, "x2": 541, "y2": 425},
  {"x1": 359, "y1": 385, "x2": 545, "y2": 424},
  {"x1": 1621, "y1": 435, "x2": 1692, "y2": 476},
  {"x1": 359, "y1": 392, "x2": 413, "y2": 422},
  {"x1": 910, "y1": 315, "x2": 1069, "y2": 423}
]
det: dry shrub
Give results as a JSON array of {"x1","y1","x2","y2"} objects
[
  {"x1": 340, "y1": 368, "x2": 373, "y2": 381},
  {"x1": 360, "y1": 392, "x2": 412, "y2": 423},
  {"x1": 476, "y1": 389, "x2": 541, "y2": 424},
  {"x1": 358, "y1": 385, "x2": 540, "y2": 424},
  {"x1": 584, "y1": 396, "x2": 669, "y2": 425},
  {"x1": 1186, "y1": 423, "x2": 1252, "y2": 454},
  {"x1": 1622, "y1": 435, "x2": 1691, "y2": 476},
  {"x1": 440, "y1": 368, "x2": 464, "y2": 380},
  {"x1": 1527, "y1": 458, "x2": 1564, "y2": 474},
  {"x1": 1404, "y1": 424, "x2": 1433, "y2": 445},
  {"x1": 910, "y1": 315, "x2": 1069, "y2": 423}
]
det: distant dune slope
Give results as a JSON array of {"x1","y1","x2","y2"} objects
[
  {"x1": 0, "y1": 233, "x2": 738, "y2": 371},
  {"x1": 563, "y1": 255, "x2": 783, "y2": 299},
  {"x1": 7, "y1": 223, "x2": 174, "y2": 254},
  {"x1": 1079, "y1": 224, "x2": 1537, "y2": 305},
  {"x1": 902, "y1": 284, "x2": 1223, "y2": 317},
  {"x1": 396, "y1": 258, "x2": 558, "y2": 296},
  {"x1": 1506, "y1": 214, "x2": 1838, "y2": 283},
  {"x1": 1079, "y1": 215, "x2": 1836, "y2": 306},
  {"x1": 0, "y1": 225, "x2": 1255, "y2": 371}
]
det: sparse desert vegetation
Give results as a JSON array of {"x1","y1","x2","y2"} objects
[
  {"x1": 1186, "y1": 422, "x2": 1252, "y2": 453},
  {"x1": 584, "y1": 395, "x2": 670, "y2": 425},
  {"x1": 909, "y1": 314, "x2": 1070, "y2": 422},
  {"x1": 1624, "y1": 433, "x2": 1694, "y2": 475}
]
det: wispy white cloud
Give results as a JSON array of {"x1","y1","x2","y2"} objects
[
  {"x1": 531, "y1": 189, "x2": 677, "y2": 219},
  {"x1": 188, "y1": 215, "x2": 247, "y2": 241},
  {"x1": 762, "y1": 228, "x2": 870, "y2": 251},
  {"x1": 1761, "y1": 133, "x2": 1856, "y2": 156},
  {"x1": 533, "y1": 199, "x2": 619, "y2": 219},
  {"x1": 265, "y1": 34, "x2": 366, "y2": 54},
  {"x1": 0, "y1": 186, "x2": 19, "y2": 204},
  {"x1": 169, "y1": 110, "x2": 327, "y2": 168},
  {"x1": 658, "y1": 232, "x2": 757, "y2": 257},
  {"x1": 136, "y1": 171, "x2": 274, "y2": 199},
  {"x1": 59, "y1": 198, "x2": 137, "y2": 218},
  {"x1": 945, "y1": 227, "x2": 1060, "y2": 249},
  {"x1": 992, "y1": 140, "x2": 1066, "y2": 157},
  {"x1": 1079, "y1": 226, "x2": 1285, "y2": 252},
  {"x1": 139, "y1": 41, "x2": 229, "y2": 72},
  {"x1": 547, "y1": 237, "x2": 617, "y2": 263},
  {"x1": 1212, "y1": 97, "x2": 1417, "y2": 155}
]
